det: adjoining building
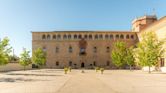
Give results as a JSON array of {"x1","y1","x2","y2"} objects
[{"x1": 32, "y1": 15, "x2": 166, "y2": 69}]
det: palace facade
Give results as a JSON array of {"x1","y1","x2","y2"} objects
[{"x1": 32, "y1": 15, "x2": 166, "y2": 69}]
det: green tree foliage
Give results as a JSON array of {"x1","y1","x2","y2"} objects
[
  {"x1": 125, "y1": 47, "x2": 135, "y2": 70},
  {"x1": 135, "y1": 32, "x2": 165, "y2": 73},
  {"x1": 64, "y1": 67, "x2": 68, "y2": 74},
  {"x1": 111, "y1": 41, "x2": 127, "y2": 68},
  {"x1": 0, "y1": 37, "x2": 12, "y2": 65},
  {"x1": 100, "y1": 68, "x2": 104, "y2": 74},
  {"x1": 111, "y1": 41, "x2": 135, "y2": 69},
  {"x1": 32, "y1": 48, "x2": 46, "y2": 68},
  {"x1": 19, "y1": 49, "x2": 31, "y2": 70},
  {"x1": 95, "y1": 67, "x2": 100, "y2": 72}
]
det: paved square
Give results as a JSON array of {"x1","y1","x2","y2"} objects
[{"x1": 0, "y1": 69, "x2": 166, "y2": 93}]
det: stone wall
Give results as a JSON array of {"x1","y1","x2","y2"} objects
[{"x1": 32, "y1": 31, "x2": 138, "y2": 69}]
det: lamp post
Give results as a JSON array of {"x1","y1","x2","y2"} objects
[{"x1": 13, "y1": 49, "x2": 15, "y2": 57}]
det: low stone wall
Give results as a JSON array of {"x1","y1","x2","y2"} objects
[
  {"x1": 160, "y1": 67, "x2": 166, "y2": 73},
  {"x1": 0, "y1": 63, "x2": 32, "y2": 72},
  {"x1": 142, "y1": 66, "x2": 155, "y2": 72}
]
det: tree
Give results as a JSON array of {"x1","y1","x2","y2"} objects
[
  {"x1": 64, "y1": 67, "x2": 68, "y2": 74},
  {"x1": 0, "y1": 37, "x2": 12, "y2": 65},
  {"x1": 100, "y1": 68, "x2": 104, "y2": 74},
  {"x1": 135, "y1": 32, "x2": 165, "y2": 73},
  {"x1": 125, "y1": 47, "x2": 135, "y2": 70},
  {"x1": 32, "y1": 48, "x2": 46, "y2": 68},
  {"x1": 19, "y1": 49, "x2": 31, "y2": 70},
  {"x1": 111, "y1": 41, "x2": 127, "y2": 68},
  {"x1": 9, "y1": 55, "x2": 19, "y2": 62}
]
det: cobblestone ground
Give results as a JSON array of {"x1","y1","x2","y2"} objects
[{"x1": 0, "y1": 69, "x2": 166, "y2": 93}]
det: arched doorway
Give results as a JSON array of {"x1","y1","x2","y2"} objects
[{"x1": 81, "y1": 62, "x2": 85, "y2": 68}]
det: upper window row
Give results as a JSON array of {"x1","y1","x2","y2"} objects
[{"x1": 42, "y1": 34, "x2": 135, "y2": 40}]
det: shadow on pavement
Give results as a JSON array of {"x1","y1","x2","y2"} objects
[
  {"x1": 6, "y1": 73, "x2": 63, "y2": 77},
  {"x1": 0, "y1": 77, "x2": 50, "y2": 82}
]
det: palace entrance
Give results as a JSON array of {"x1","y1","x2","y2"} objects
[{"x1": 81, "y1": 62, "x2": 85, "y2": 68}]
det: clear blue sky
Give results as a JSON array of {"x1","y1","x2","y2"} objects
[{"x1": 0, "y1": 0, "x2": 166, "y2": 56}]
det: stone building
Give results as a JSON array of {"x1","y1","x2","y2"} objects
[
  {"x1": 32, "y1": 15, "x2": 166, "y2": 69},
  {"x1": 136, "y1": 15, "x2": 166, "y2": 68}
]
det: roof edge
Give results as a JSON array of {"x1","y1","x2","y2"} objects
[{"x1": 31, "y1": 30, "x2": 135, "y2": 33}]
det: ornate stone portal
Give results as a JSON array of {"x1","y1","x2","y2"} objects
[
  {"x1": 79, "y1": 38, "x2": 87, "y2": 55},
  {"x1": 79, "y1": 38, "x2": 87, "y2": 68}
]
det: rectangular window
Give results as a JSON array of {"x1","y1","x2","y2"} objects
[
  {"x1": 93, "y1": 61, "x2": 96, "y2": 66},
  {"x1": 106, "y1": 47, "x2": 110, "y2": 53},
  {"x1": 69, "y1": 61, "x2": 72, "y2": 66},
  {"x1": 43, "y1": 46, "x2": 47, "y2": 51},
  {"x1": 55, "y1": 47, "x2": 59, "y2": 53},
  {"x1": 56, "y1": 61, "x2": 59, "y2": 66},
  {"x1": 106, "y1": 61, "x2": 110, "y2": 66},
  {"x1": 93, "y1": 47, "x2": 97, "y2": 53},
  {"x1": 80, "y1": 48, "x2": 86, "y2": 55},
  {"x1": 69, "y1": 47, "x2": 72, "y2": 53},
  {"x1": 161, "y1": 58, "x2": 165, "y2": 67}
]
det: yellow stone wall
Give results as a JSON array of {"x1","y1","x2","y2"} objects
[{"x1": 32, "y1": 31, "x2": 138, "y2": 68}]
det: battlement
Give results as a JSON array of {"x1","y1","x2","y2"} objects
[{"x1": 132, "y1": 15, "x2": 157, "y2": 32}]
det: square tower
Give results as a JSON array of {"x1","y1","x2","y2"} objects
[{"x1": 132, "y1": 15, "x2": 157, "y2": 32}]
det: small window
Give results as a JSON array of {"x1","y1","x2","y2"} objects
[
  {"x1": 120, "y1": 34, "x2": 124, "y2": 39},
  {"x1": 57, "y1": 34, "x2": 61, "y2": 39},
  {"x1": 99, "y1": 34, "x2": 103, "y2": 39},
  {"x1": 89, "y1": 35, "x2": 92, "y2": 39},
  {"x1": 56, "y1": 61, "x2": 59, "y2": 66},
  {"x1": 106, "y1": 61, "x2": 110, "y2": 66},
  {"x1": 55, "y1": 47, "x2": 59, "y2": 53},
  {"x1": 126, "y1": 35, "x2": 129, "y2": 39},
  {"x1": 74, "y1": 35, "x2": 77, "y2": 39},
  {"x1": 43, "y1": 46, "x2": 46, "y2": 51},
  {"x1": 63, "y1": 34, "x2": 67, "y2": 39},
  {"x1": 84, "y1": 34, "x2": 88, "y2": 39},
  {"x1": 78, "y1": 35, "x2": 82, "y2": 39},
  {"x1": 69, "y1": 46, "x2": 72, "y2": 53},
  {"x1": 110, "y1": 34, "x2": 113, "y2": 39},
  {"x1": 116, "y1": 34, "x2": 119, "y2": 39},
  {"x1": 69, "y1": 61, "x2": 72, "y2": 66},
  {"x1": 93, "y1": 47, "x2": 97, "y2": 53},
  {"x1": 131, "y1": 35, "x2": 134, "y2": 39},
  {"x1": 80, "y1": 48, "x2": 86, "y2": 55},
  {"x1": 93, "y1": 61, "x2": 96, "y2": 66},
  {"x1": 42, "y1": 35, "x2": 46, "y2": 40},
  {"x1": 160, "y1": 58, "x2": 165, "y2": 67},
  {"x1": 95, "y1": 35, "x2": 98, "y2": 39},
  {"x1": 47, "y1": 35, "x2": 51, "y2": 40},
  {"x1": 105, "y1": 34, "x2": 109, "y2": 39},
  {"x1": 106, "y1": 47, "x2": 110, "y2": 53},
  {"x1": 53, "y1": 35, "x2": 56, "y2": 39},
  {"x1": 68, "y1": 34, "x2": 71, "y2": 39}
]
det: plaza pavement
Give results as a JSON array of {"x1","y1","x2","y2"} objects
[{"x1": 0, "y1": 69, "x2": 166, "y2": 93}]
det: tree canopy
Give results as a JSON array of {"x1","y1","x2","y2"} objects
[
  {"x1": 111, "y1": 41, "x2": 135, "y2": 69},
  {"x1": 0, "y1": 37, "x2": 12, "y2": 65},
  {"x1": 19, "y1": 49, "x2": 31, "y2": 70},
  {"x1": 32, "y1": 48, "x2": 46, "y2": 68},
  {"x1": 135, "y1": 32, "x2": 165, "y2": 73},
  {"x1": 125, "y1": 47, "x2": 135, "y2": 70},
  {"x1": 111, "y1": 41, "x2": 127, "y2": 68}
]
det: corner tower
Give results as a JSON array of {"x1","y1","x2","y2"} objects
[{"x1": 132, "y1": 15, "x2": 157, "y2": 32}]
